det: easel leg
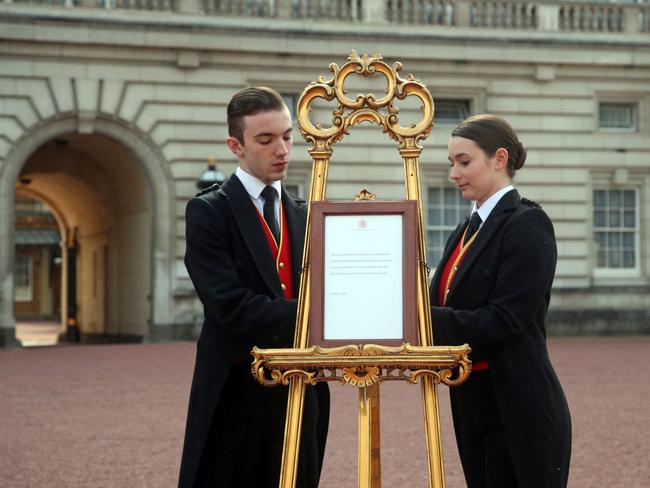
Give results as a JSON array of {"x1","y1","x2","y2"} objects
[
  {"x1": 421, "y1": 377, "x2": 445, "y2": 488},
  {"x1": 358, "y1": 383, "x2": 381, "y2": 488},
  {"x1": 279, "y1": 378, "x2": 306, "y2": 488}
]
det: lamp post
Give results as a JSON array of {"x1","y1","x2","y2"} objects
[
  {"x1": 65, "y1": 227, "x2": 80, "y2": 342},
  {"x1": 196, "y1": 157, "x2": 226, "y2": 190}
]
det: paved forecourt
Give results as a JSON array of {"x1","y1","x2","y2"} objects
[{"x1": 0, "y1": 337, "x2": 648, "y2": 487}]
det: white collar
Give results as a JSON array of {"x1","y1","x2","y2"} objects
[
  {"x1": 473, "y1": 185, "x2": 515, "y2": 224},
  {"x1": 236, "y1": 167, "x2": 282, "y2": 201}
]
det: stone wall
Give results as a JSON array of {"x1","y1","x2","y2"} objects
[{"x1": 1, "y1": 2, "x2": 649, "y2": 337}]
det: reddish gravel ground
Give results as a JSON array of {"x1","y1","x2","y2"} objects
[{"x1": 1, "y1": 336, "x2": 648, "y2": 487}]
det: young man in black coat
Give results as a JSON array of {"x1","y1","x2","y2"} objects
[{"x1": 178, "y1": 87, "x2": 329, "y2": 488}]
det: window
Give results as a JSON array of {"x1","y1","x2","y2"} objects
[
  {"x1": 283, "y1": 183, "x2": 303, "y2": 198},
  {"x1": 14, "y1": 255, "x2": 33, "y2": 302},
  {"x1": 434, "y1": 99, "x2": 471, "y2": 126},
  {"x1": 281, "y1": 93, "x2": 298, "y2": 120},
  {"x1": 427, "y1": 187, "x2": 472, "y2": 267},
  {"x1": 599, "y1": 103, "x2": 637, "y2": 130},
  {"x1": 593, "y1": 189, "x2": 638, "y2": 269}
]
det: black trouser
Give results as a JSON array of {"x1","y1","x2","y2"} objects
[
  {"x1": 194, "y1": 362, "x2": 322, "y2": 488},
  {"x1": 451, "y1": 370, "x2": 518, "y2": 488}
]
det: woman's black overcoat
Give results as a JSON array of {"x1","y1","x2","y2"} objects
[{"x1": 430, "y1": 189, "x2": 571, "y2": 488}]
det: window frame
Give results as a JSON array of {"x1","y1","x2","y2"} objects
[
  {"x1": 283, "y1": 181, "x2": 304, "y2": 199},
  {"x1": 281, "y1": 93, "x2": 298, "y2": 121},
  {"x1": 592, "y1": 187, "x2": 641, "y2": 279},
  {"x1": 595, "y1": 91, "x2": 649, "y2": 134},
  {"x1": 598, "y1": 102, "x2": 637, "y2": 132},
  {"x1": 433, "y1": 98, "x2": 472, "y2": 127},
  {"x1": 429, "y1": 88, "x2": 485, "y2": 130},
  {"x1": 425, "y1": 185, "x2": 473, "y2": 273},
  {"x1": 14, "y1": 254, "x2": 34, "y2": 302}
]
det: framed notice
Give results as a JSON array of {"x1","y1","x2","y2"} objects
[{"x1": 309, "y1": 200, "x2": 418, "y2": 347}]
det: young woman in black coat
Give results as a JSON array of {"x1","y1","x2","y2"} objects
[{"x1": 430, "y1": 114, "x2": 571, "y2": 488}]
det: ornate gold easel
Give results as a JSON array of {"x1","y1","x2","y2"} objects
[{"x1": 252, "y1": 51, "x2": 471, "y2": 488}]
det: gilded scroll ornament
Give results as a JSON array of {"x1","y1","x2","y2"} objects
[
  {"x1": 354, "y1": 189, "x2": 377, "y2": 201},
  {"x1": 251, "y1": 343, "x2": 472, "y2": 389},
  {"x1": 297, "y1": 49, "x2": 434, "y2": 154}
]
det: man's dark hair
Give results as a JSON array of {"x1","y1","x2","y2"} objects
[{"x1": 227, "y1": 86, "x2": 286, "y2": 144}]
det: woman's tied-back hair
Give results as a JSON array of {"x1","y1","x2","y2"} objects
[
  {"x1": 227, "y1": 86, "x2": 286, "y2": 144},
  {"x1": 452, "y1": 114, "x2": 527, "y2": 178}
]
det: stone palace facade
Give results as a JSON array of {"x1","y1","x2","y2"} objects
[{"x1": 1, "y1": 0, "x2": 649, "y2": 345}]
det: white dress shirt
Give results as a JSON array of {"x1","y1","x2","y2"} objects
[
  {"x1": 472, "y1": 185, "x2": 515, "y2": 228},
  {"x1": 236, "y1": 167, "x2": 282, "y2": 224}
]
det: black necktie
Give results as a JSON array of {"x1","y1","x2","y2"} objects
[
  {"x1": 261, "y1": 186, "x2": 280, "y2": 243},
  {"x1": 463, "y1": 211, "x2": 482, "y2": 245}
]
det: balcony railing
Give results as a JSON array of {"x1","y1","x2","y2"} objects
[
  {"x1": 3, "y1": 0, "x2": 178, "y2": 10},
  {"x1": 202, "y1": 0, "x2": 274, "y2": 17},
  {"x1": 469, "y1": 1, "x2": 538, "y2": 29},
  {"x1": 559, "y1": 3, "x2": 630, "y2": 32},
  {"x1": 202, "y1": 0, "x2": 362, "y2": 20},
  {"x1": 386, "y1": 0, "x2": 455, "y2": 25},
  {"x1": 2, "y1": 0, "x2": 649, "y2": 33},
  {"x1": 289, "y1": 0, "x2": 362, "y2": 21}
]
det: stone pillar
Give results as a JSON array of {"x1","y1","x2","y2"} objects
[
  {"x1": 0, "y1": 274, "x2": 18, "y2": 347},
  {"x1": 0, "y1": 202, "x2": 17, "y2": 348},
  {"x1": 150, "y1": 249, "x2": 174, "y2": 328},
  {"x1": 362, "y1": 0, "x2": 386, "y2": 24},
  {"x1": 623, "y1": 8, "x2": 640, "y2": 34},
  {"x1": 455, "y1": 0, "x2": 471, "y2": 27},
  {"x1": 178, "y1": 0, "x2": 203, "y2": 14},
  {"x1": 537, "y1": 4, "x2": 560, "y2": 31},
  {"x1": 0, "y1": 327, "x2": 18, "y2": 348},
  {"x1": 276, "y1": 0, "x2": 292, "y2": 19}
]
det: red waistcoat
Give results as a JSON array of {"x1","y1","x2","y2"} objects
[
  {"x1": 437, "y1": 233, "x2": 489, "y2": 370},
  {"x1": 255, "y1": 204, "x2": 294, "y2": 299},
  {"x1": 438, "y1": 237, "x2": 465, "y2": 306}
]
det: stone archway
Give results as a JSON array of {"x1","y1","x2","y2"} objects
[{"x1": 0, "y1": 115, "x2": 175, "y2": 345}]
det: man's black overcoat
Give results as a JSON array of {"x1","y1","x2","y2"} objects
[
  {"x1": 178, "y1": 175, "x2": 329, "y2": 488},
  {"x1": 430, "y1": 189, "x2": 571, "y2": 488}
]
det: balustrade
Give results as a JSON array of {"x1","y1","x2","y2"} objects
[
  {"x1": 3, "y1": 0, "x2": 649, "y2": 34},
  {"x1": 3, "y1": 0, "x2": 177, "y2": 10},
  {"x1": 290, "y1": 0, "x2": 362, "y2": 21},
  {"x1": 559, "y1": 3, "x2": 625, "y2": 32},
  {"x1": 386, "y1": 0, "x2": 455, "y2": 26},
  {"x1": 113, "y1": 0, "x2": 176, "y2": 9},
  {"x1": 469, "y1": 1, "x2": 537, "y2": 28},
  {"x1": 203, "y1": 0, "x2": 274, "y2": 16}
]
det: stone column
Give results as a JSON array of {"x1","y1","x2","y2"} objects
[
  {"x1": 276, "y1": 0, "x2": 292, "y2": 19},
  {"x1": 623, "y1": 7, "x2": 640, "y2": 34},
  {"x1": 455, "y1": 0, "x2": 472, "y2": 27},
  {"x1": 362, "y1": 0, "x2": 386, "y2": 24},
  {"x1": 0, "y1": 199, "x2": 17, "y2": 348},
  {"x1": 537, "y1": 4, "x2": 560, "y2": 31},
  {"x1": 0, "y1": 327, "x2": 18, "y2": 348},
  {"x1": 0, "y1": 282, "x2": 18, "y2": 346},
  {"x1": 178, "y1": 0, "x2": 203, "y2": 14}
]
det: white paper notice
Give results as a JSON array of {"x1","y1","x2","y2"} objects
[{"x1": 323, "y1": 214, "x2": 403, "y2": 341}]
